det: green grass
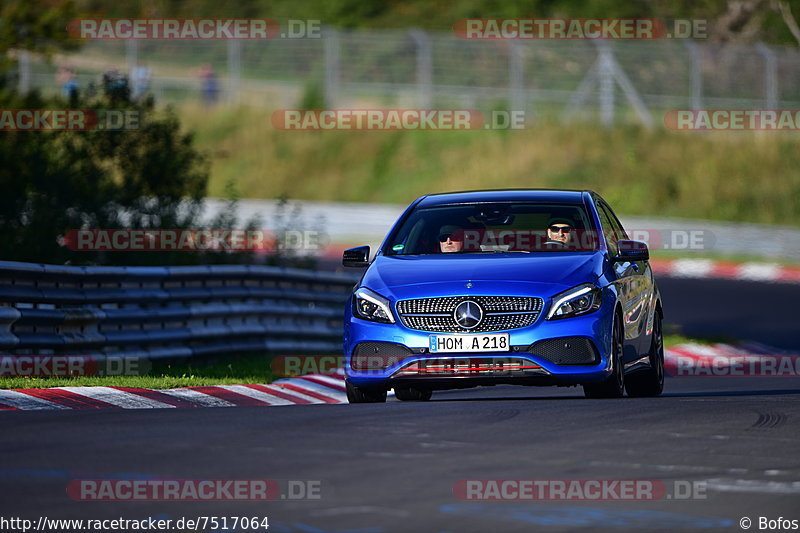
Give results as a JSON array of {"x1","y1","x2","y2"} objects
[
  {"x1": 178, "y1": 104, "x2": 800, "y2": 227},
  {"x1": 663, "y1": 333, "x2": 737, "y2": 347},
  {"x1": 0, "y1": 353, "x2": 278, "y2": 390}
]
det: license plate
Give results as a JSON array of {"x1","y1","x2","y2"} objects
[{"x1": 428, "y1": 333, "x2": 510, "y2": 353}]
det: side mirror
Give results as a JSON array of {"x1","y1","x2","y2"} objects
[
  {"x1": 343, "y1": 246, "x2": 370, "y2": 267},
  {"x1": 613, "y1": 240, "x2": 649, "y2": 262}
]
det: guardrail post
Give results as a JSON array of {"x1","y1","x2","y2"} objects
[{"x1": 0, "y1": 307, "x2": 21, "y2": 350}]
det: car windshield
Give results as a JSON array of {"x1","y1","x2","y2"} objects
[{"x1": 384, "y1": 202, "x2": 599, "y2": 255}]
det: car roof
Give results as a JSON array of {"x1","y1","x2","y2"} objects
[{"x1": 415, "y1": 189, "x2": 594, "y2": 207}]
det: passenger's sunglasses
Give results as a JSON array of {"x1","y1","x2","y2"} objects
[{"x1": 548, "y1": 225, "x2": 574, "y2": 234}]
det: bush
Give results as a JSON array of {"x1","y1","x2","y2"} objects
[{"x1": 0, "y1": 78, "x2": 241, "y2": 266}]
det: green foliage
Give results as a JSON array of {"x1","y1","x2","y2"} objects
[
  {"x1": 0, "y1": 85, "x2": 217, "y2": 265},
  {"x1": 0, "y1": 0, "x2": 78, "y2": 57},
  {"x1": 299, "y1": 81, "x2": 325, "y2": 110},
  {"x1": 183, "y1": 106, "x2": 800, "y2": 227},
  {"x1": 0, "y1": 1, "x2": 319, "y2": 268},
  {"x1": 0, "y1": 352, "x2": 279, "y2": 389}
]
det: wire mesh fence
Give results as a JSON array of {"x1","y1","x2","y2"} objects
[{"x1": 18, "y1": 29, "x2": 800, "y2": 126}]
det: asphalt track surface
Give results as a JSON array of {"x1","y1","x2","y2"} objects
[
  {"x1": 657, "y1": 277, "x2": 800, "y2": 351},
  {"x1": 1, "y1": 377, "x2": 799, "y2": 532},
  {"x1": 1, "y1": 277, "x2": 799, "y2": 533}
]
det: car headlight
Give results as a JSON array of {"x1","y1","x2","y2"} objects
[
  {"x1": 353, "y1": 287, "x2": 395, "y2": 324},
  {"x1": 546, "y1": 283, "x2": 602, "y2": 320}
]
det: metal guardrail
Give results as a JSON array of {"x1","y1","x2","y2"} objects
[{"x1": 0, "y1": 260, "x2": 358, "y2": 358}]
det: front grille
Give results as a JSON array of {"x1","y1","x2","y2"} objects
[
  {"x1": 397, "y1": 296, "x2": 535, "y2": 314},
  {"x1": 527, "y1": 337, "x2": 599, "y2": 365},
  {"x1": 396, "y1": 296, "x2": 542, "y2": 333}
]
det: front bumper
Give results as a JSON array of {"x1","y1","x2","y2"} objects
[{"x1": 344, "y1": 292, "x2": 616, "y2": 390}]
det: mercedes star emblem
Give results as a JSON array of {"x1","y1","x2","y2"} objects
[{"x1": 454, "y1": 300, "x2": 483, "y2": 330}]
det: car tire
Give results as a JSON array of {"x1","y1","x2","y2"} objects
[
  {"x1": 625, "y1": 310, "x2": 665, "y2": 397},
  {"x1": 394, "y1": 386, "x2": 432, "y2": 401},
  {"x1": 346, "y1": 380, "x2": 387, "y2": 403},
  {"x1": 583, "y1": 314, "x2": 625, "y2": 399}
]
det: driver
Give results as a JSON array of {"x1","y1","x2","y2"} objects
[
  {"x1": 545, "y1": 217, "x2": 575, "y2": 246},
  {"x1": 438, "y1": 225, "x2": 464, "y2": 253}
]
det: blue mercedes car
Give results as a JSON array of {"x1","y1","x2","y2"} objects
[{"x1": 342, "y1": 190, "x2": 664, "y2": 402}]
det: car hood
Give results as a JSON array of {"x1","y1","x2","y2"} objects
[{"x1": 361, "y1": 252, "x2": 603, "y2": 300}]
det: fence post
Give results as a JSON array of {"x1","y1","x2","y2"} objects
[
  {"x1": 597, "y1": 42, "x2": 615, "y2": 127},
  {"x1": 563, "y1": 41, "x2": 652, "y2": 128},
  {"x1": 509, "y1": 41, "x2": 525, "y2": 113},
  {"x1": 756, "y1": 42, "x2": 778, "y2": 109},
  {"x1": 17, "y1": 50, "x2": 30, "y2": 95},
  {"x1": 227, "y1": 39, "x2": 242, "y2": 103},
  {"x1": 324, "y1": 27, "x2": 340, "y2": 108},
  {"x1": 126, "y1": 39, "x2": 138, "y2": 81},
  {"x1": 409, "y1": 29, "x2": 433, "y2": 108},
  {"x1": 685, "y1": 41, "x2": 703, "y2": 109}
]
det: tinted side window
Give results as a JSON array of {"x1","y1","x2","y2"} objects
[
  {"x1": 595, "y1": 203, "x2": 618, "y2": 255},
  {"x1": 600, "y1": 202, "x2": 629, "y2": 241}
]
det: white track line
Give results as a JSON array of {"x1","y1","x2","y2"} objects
[
  {"x1": 703, "y1": 478, "x2": 800, "y2": 495},
  {"x1": 217, "y1": 385, "x2": 296, "y2": 406},
  {"x1": 57, "y1": 386, "x2": 176, "y2": 409},
  {"x1": 737, "y1": 263, "x2": 781, "y2": 282},
  {"x1": 278, "y1": 379, "x2": 347, "y2": 402},
  {"x1": 0, "y1": 390, "x2": 70, "y2": 410},
  {"x1": 158, "y1": 388, "x2": 235, "y2": 408},
  {"x1": 266, "y1": 384, "x2": 328, "y2": 404},
  {"x1": 671, "y1": 259, "x2": 714, "y2": 278},
  {"x1": 301, "y1": 374, "x2": 347, "y2": 389}
]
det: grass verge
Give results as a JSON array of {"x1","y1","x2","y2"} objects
[
  {"x1": 0, "y1": 353, "x2": 277, "y2": 390},
  {"x1": 178, "y1": 104, "x2": 800, "y2": 227}
]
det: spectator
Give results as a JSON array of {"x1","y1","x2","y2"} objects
[
  {"x1": 198, "y1": 63, "x2": 219, "y2": 106},
  {"x1": 57, "y1": 65, "x2": 78, "y2": 102},
  {"x1": 102, "y1": 66, "x2": 129, "y2": 103}
]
